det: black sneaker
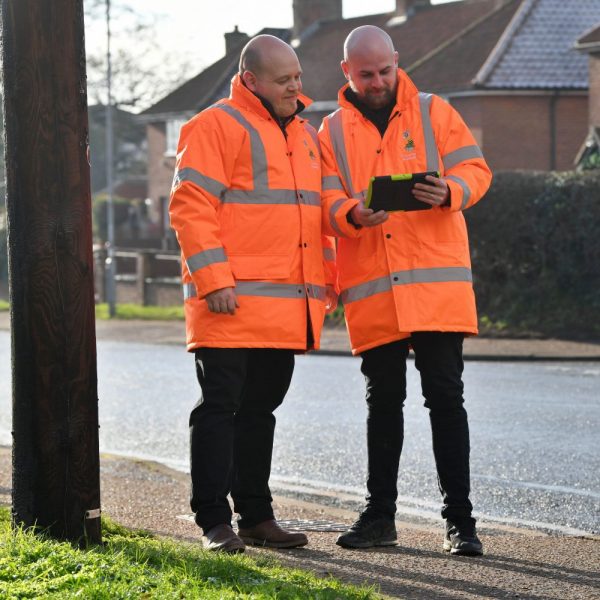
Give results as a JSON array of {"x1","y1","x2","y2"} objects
[
  {"x1": 443, "y1": 519, "x2": 483, "y2": 556},
  {"x1": 336, "y1": 512, "x2": 397, "y2": 549}
]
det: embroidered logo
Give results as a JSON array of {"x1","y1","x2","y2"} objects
[
  {"x1": 303, "y1": 138, "x2": 317, "y2": 161},
  {"x1": 302, "y1": 138, "x2": 319, "y2": 169},
  {"x1": 403, "y1": 130, "x2": 415, "y2": 152}
]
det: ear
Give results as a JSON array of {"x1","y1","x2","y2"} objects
[
  {"x1": 242, "y1": 70, "x2": 258, "y2": 92},
  {"x1": 340, "y1": 60, "x2": 350, "y2": 81},
  {"x1": 393, "y1": 51, "x2": 399, "y2": 68}
]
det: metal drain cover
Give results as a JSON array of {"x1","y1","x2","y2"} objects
[
  {"x1": 177, "y1": 514, "x2": 347, "y2": 532},
  {"x1": 275, "y1": 519, "x2": 348, "y2": 532}
]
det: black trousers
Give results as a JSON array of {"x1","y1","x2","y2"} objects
[
  {"x1": 190, "y1": 347, "x2": 295, "y2": 533},
  {"x1": 360, "y1": 332, "x2": 473, "y2": 522}
]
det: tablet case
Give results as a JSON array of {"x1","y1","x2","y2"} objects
[{"x1": 365, "y1": 171, "x2": 440, "y2": 212}]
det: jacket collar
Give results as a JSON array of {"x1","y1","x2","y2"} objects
[
  {"x1": 229, "y1": 73, "x2": 313, "y2": 123},
  {"x1": 337, "y1": 68, "x2": 419, "y2": 114}
]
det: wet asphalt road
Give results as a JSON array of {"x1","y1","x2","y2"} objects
[{"x1": 1, "y1": 331, "x2": 598, "y2": 534}]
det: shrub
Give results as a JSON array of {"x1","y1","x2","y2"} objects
[
  {"x1": 92, "y1": 194, "x2": 131, "y2": 242},
  {"x1": 466, "y1": 170, "x2": 600, "y2": 339}
]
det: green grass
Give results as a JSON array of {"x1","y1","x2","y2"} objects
[
  {"x1": 0, "y1": 508, "x2": 377, "y2": 599},
  {"x1": 4, "y1": 301, "x2": 345, "y2": 327},
  {"x1": 95, "y1": 303, "x2": 184, "y2": 321}
]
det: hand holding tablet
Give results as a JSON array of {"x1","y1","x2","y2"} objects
[{"x1": 365, "y1": 171, "x2": 443, "y2": 212}]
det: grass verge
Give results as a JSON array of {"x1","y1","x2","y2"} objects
[
  {"x1": 0, "y1": 508, "x2": 377, "y2": 599},
  {"x1": 95, "y1": 303, "x2": 184, "y2": 321},
  {"x1": 6, "y1": 300, "x2": 344, "y2": 327}
]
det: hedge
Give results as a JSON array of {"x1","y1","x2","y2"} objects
[
  {"x1": 1, "y1": 171, "x2": 599, "y2": 339},
  {"x1": 466, "y1": 170, "x2": 600, "y2": 339}
]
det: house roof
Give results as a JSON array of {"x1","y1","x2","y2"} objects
[
  {"x1": 407, "y1": 0, "x2": 522, "y2": 94},
  {"x1": 142, "y1": 1, "x2": 507, "y2": 116},
  {"x1": 575, "y1": 24, "x2": 600, "y2": 53},
  {"x1": 143, "y1": 0, "x2": 598, "y2": 117},
  {"x1": 141, "y1": 28, "x2": 290, "y2": 117},
  {"x1": 473, "y1": 0, "x2": 600, "y2": 89},
  {"x1": 296, "y1": 0, "x2": 509, "y2": 101}
]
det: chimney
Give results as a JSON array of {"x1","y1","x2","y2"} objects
[
  {"x1": 293, "y1": 0, "x2": 342, "y2": 40},
  {"x1": 224, "y1": 25, "x2": 250, "y2": 55},
  {"x1": 395, "y1": 0, "x2": 431, "y2": 18}
]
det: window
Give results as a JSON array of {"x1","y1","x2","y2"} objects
[{"x1": 165, "y1": 118, "x2": 186, "y2": 156}]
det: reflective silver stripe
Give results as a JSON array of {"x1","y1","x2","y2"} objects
[
  {"x1": 308, "y1": 284, "x2": 327, "y2": 301},
  {"x1": 341, "y1": 267, "x2": 472, "y2": 304},
  {"x1": 183, "y1": 283, "x2": 196, "y2": 299},
  {"x1": 442, "y1": 145, "x2": 484, "y2": 170},
  {"x1": 173, "y1": 167, "x2": 226, "y2": 199},
  {"x1": 183, "y1": 281, "x2": 327, "y2": 302},
  {"x1": 214, "y1": 104, "x2": 319, "y2": 206},
  {"x1": 419, "y1": 93, "x2": 439, "y2": 172},
  {"x1": 215, "y1": 104, "x2": 268, "y2": 189},
  {"x1": 236, "y1": 281, "x2": 306, "y2": 298},
  {"x1": 323, "y1": 247, "x2": 335, "y2": 261},
  {"x1": 322, "y1": 175, "x2": 344, "y2": 190},
  {"x1": 222, "y1": 189, "x2": 320, "y2": 206},
  {"x1": 329, "y1": 197, "x2": 347, "y2": 237},
  {"x1": 304, "y1": 123, "x2": 320, "y2": 153},
  {"x1": 341, "y1": 276, "x2": 391, "y2": 304},
  {"x1": 186, "y1": 247, "x2": 227, "y2": 274},
  {"x1": 327, "y1": 109, "x2": 355, "y2": 197},
  {"x1": 446, "y1": 175, "x2": 472, "y2": 210},
  {"x1": 391, "y1": 267, "x2": 472, "y2": 286},
  {"x1": 299, "y1": 191, "x2": 321, "y2": 206}
]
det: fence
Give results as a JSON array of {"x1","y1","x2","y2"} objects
[{"x1": 94, "y1": 247, "x2": 182, "y2": 306}]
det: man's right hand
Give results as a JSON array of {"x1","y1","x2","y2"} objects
[
  {"x1": 350, "y1": 200, "x2": 389, "y2": 227},
  {"x1": 205, "y1": 287, "x2": 239, "y2": 315}
]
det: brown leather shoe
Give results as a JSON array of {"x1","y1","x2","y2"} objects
[
  {"x1": 238, "y1": 519, "x2": 308, "y2": 548},
  {"x1": 202, "y1": 524, "x2": 246, "y2": 553}
]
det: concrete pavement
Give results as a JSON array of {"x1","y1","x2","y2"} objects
[{"x1": 1, "y1": 447, "x2": 597, "y2": 599}]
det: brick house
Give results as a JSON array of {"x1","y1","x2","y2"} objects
[
  {"x1": 575, "y1": 24, "x2": 600, "y2": 168},
  {"x1": 139, "y1": 0, "x2": 599, "y2": 237}
]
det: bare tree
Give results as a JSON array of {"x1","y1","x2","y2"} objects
[{"x1": 84, "y1": 0, "x2": 197, "y2": 111}]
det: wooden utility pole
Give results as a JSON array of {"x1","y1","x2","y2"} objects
[{"x1": 1, "y1": 0, "x2": 102, "y2": 544}]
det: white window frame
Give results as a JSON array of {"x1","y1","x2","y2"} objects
[{"x1": 165, "y1": 118, "x2": 186, "y2": 157}]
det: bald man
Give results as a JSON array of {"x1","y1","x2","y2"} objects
[
  {"x1": 319, "y1": 26, "x2": 491, "y2": 556},
  {"x1": 170, "y1": 35, "x2": 336, "y2": 553}
]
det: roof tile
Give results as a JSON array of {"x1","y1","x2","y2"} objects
[{"x1": 482, "y1": 0, "x2": 600, "y2": 89}]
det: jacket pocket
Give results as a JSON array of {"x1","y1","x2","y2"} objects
[{"x1": 229, "y1": 253, "x2": 291, "y2": 280}]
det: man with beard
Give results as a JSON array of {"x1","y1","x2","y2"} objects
[{"x1": 319, "y1": 25, "x2": 492, "y2": 556}]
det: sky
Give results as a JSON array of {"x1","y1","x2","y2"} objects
[{"x1": 86, "y1": 0, "x2": 454, "y2": 74}]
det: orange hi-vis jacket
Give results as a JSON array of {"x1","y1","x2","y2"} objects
[
  {"x1": 170, "y1": 75, "x2": 335, "y2": 351},
  {"x1": 319, "y1": 69, "x2": 492, "y2": 355}
]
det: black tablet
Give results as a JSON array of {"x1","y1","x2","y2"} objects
[{"x1": 365, "y1": 171, "x2": 440, "y2": 212}]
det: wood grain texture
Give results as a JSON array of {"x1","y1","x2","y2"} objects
[{"x1": 2, "y1": 0, "x2": 101, "y2": 544}]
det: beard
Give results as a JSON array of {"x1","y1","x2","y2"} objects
[{"x1": 362, "y1": 86, "x2": 395, "y2": 109}]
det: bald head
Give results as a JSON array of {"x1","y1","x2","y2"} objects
[
  {"x1": 239, "y1": 35, "x2": 297, "y2": 76},
  {"x1": 341, "y1": 26, "x2": 399, "y2": 109},
  {"x1": 239, "y1": 35, "x2": 303, "y2": 119},
  {"x1": 344, "y1": 26, "x2": 395, "y2": 62}
]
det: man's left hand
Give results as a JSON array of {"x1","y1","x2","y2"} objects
[
  {"x1": 325, "y1": 284, "x2": 338, "y2": 314},
  {"x1": 412, "y1": 175, "x2": 449, "y2": 207}
]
